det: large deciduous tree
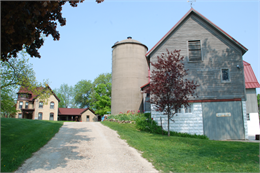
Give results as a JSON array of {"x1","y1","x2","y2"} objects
[
  {"x1": 74, "y1": 80, "x2": 92, "y2": 108},
  {"x1": 92, "y1": 83, "x2": 111, "y2": 116},
  {"x1": 53, "y1": 84, "x2": 76, "y2": 108},
  {"x1": 1, "y1": 0, "x2": 104, "y2": 61},
  {"x1": 145, "y1": 49, "x2": 199, "y2": 136}
]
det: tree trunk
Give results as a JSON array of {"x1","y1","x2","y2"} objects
[{"x1": 168, "y1": 114, "x2": 170, "y2": 136}]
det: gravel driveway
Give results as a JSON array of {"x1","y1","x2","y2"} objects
[{"x1": 15, "y1": 122, "x2": 158, "y2": 173}]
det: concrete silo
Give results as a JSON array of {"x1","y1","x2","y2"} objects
[{"x1": 111, "y1": 37, "x2": 148, "y2": 115}]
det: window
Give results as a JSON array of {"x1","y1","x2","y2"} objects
[
  {"x1": 39, "y1": 102, "x2": 43, "y2": 108},
  {"x1": 18, "y1": 113, "x2": 22, "y2": 118},
  {"x1": 247, "y1": 113, "x2": 250, "y2": 121},
  {"x1": 25, "y1": 102, "x2": 29, "y2": 109},
  {"x1": 50, "y1": 102, "x2": 54, "y2": 109},
  {"x1": 38, "y1": 112, "x2": 42, "y2": 120},
  {"x1": 19, "y1": 101, "x2": 23, "y2": 109},
  {"x1": 188, "y1": 40, "x2": 201, "y2": 61},
  {"x1": 222, "y1": 69, "x2": 230, "y2": 82},
  {"x1": 49, "y1": 113, "x2": 54, "y2": 120},
  {"x1": 176, "y1": 104, "x2": 192, "y2": 114}
]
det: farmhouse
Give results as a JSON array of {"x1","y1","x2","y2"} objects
[
  {"x1": 143, "y1": 8, "x2": 257, "y2": 140},
  {"x1": 15, "y1": 85, "x2": 60, "y2": 121},
  {"x1": 15, "y1": 85, "x2": 100, "y2": 122}
]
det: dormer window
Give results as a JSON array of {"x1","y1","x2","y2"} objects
[{"x1": 188, "y1": 40, "x2": 201, "y2": 61}]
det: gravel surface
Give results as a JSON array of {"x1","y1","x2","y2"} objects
[{"x1": 15, "y1": 122, "x2": 158, "y2": 173}]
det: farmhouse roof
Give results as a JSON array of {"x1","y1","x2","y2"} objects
[
  {"x1": 58, "y1": 108, "x2": 95, "y2": 116},
  {"x1": 243, "y1": 61, "x2": 260, "y2": 89},
  {"x1": 145, "y1": 8, "x2": 248, "y2": 59},
  {"x1": 17, "y1": 85, "x2": 60, "y2": 102}
]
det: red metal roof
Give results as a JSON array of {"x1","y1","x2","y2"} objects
[
  {"x1": 243, "y1": 61, "x2": 260, "y2": 88},
  {"x1": 146, "y1": 8, "x2": 248, "y2": 58},
  {"x1": 58, "y1": 108, "x2": 95, "y2": 116},
  {"x1": 58, "y1": 108, "x2": 87, "y2": 115}
]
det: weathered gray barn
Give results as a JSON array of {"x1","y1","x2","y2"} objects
[{"x1": 144, "y1": 8, "x2": 249, "y2": 140}]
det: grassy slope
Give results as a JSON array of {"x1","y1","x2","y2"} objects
[
  {"x1": 1, "y1": 118, "x2": 63, "y2": 172},
  {"x1": 102, "y1": 121, "x2": 260, "y2": 172}
]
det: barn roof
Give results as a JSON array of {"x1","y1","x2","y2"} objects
[
  {"x1": 243, "y1": 61, "x2": 260, "y2": 89},
  {"x1": 146, "y1": 8, "x2": 248, "y2": 59},
  {"x1": 58, "y1": 108, "x2": 95, "y2": 116}
]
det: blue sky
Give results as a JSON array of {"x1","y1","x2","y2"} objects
[{"x1": 27, "y1": 0, "x2": 259, "y2": 93}]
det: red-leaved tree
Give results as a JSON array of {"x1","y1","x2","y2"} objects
[{"x1": 145, "y1": 49, "x2": 199, "y2": 136}]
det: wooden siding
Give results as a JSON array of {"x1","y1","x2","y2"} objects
[
  {"x1": 150, "y1": 13, "x2": 246, "y2": 101},
  {"x1": 246, "y1": 88, "x2": 258, "y2": 113}
]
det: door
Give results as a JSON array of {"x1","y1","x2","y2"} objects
[
  {"x1": 87, "y1": 115, "x2": 89, "y2": 122},
  {"x1": 202, "y1": 101, "x2": 245, "y2": 140}
]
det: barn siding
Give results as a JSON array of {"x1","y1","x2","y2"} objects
[
  {"x1": 149, "y1": 13, "x2": 246, "y2": 101},
  {"x1": 151, "y1": 103, "x2": 204, "y2": 135}
]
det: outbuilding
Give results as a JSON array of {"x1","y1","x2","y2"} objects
[{"x1": 58, "y1": 108, "x2": 100, "y2": 122}]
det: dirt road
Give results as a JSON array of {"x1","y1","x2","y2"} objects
[{"x1": 15, "y1": 122, "x2": 158, "y2": 173}]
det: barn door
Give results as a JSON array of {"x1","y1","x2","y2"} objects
[{"x1": 202, "y1": 101, "x2": 245, "y2": 140}]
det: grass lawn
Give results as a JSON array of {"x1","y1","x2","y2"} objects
[
  {"x1": 102, "y1": 121, "x2": 260, "y2": 172},
  {"x1": 1, "y1": 118, "x2": 64, "y2": 172}
]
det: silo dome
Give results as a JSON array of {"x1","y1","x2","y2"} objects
[{"x1": 111, "y1": 37, "x2": 148, "y2": 115}]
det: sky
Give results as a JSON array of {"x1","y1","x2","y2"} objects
[{"x1": 25, "y1": 0, "x2": 259, "y2": 93}]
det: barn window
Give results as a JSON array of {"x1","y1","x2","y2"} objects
[
  {"x1": 246, "y1": 113, "x2": 250, "y2": 121},
  {"x1": 188, "y1": 40, "x2": 201, "y2": 61},
  {"x1": 221, "y1": 69, "x2": 230, "y2": 82}
]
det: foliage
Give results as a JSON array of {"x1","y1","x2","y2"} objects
[
  {"x1": 92, "y1": 83, "x2": 111, "y2": 115},
  {"x1": 53, "y1": 84, "x2": 76, "y2": 108},
  {"x1": 1, "y1": 118, "x2": 63, "y2": 172},
  {"x1": 74, "y1": 80, "x2": 92, "y2": 108},
  {"x1": 107, "y1": 111, "x2": 143, "y2": 121},
  {"x1": 102, "y1": 121, "x2": 259, "y2": 172},
  {"x1": 1, "y1": 0, "x2": 104, "y2": 61},
  {"x1": 0, "y1": 88, "x2": 17, "y2": 118},
  {"x1": 145, "y1": 49, "x2": 199, "y2": 136}
]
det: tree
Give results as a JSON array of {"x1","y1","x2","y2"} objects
[
  {"x1": 92, "y1": 83, "x2": 111, "y2": 116},
  {"x1": 145, "y1": 49, "x2": 199, "y2": 136},
  {"x1": 90, "y1": 73, "x2": 112, "y2": 108},
  {"x1": 54, "y1": 84, "x2": 76, "y2": 108},
  {"x1": 1, "y1": 0, "x2": 104, "y2": 61},
  {"x1": 0, "y1": 88, "x2": 17, "y2": 118},
  {"x1": 74, "y1": 80, "x2": 92, "y2": 108}
]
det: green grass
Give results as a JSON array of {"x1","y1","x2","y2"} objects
[
  {"x1": 102, "y1": 121, "x2": 260, "y2": 172},
  {"x1": 1, "y1": 118, "x2": 64, "y2": 172}
]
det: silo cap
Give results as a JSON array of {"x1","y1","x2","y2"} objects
[{"x1": 112, "y1": 37, "x2": 148, "y2": 50}]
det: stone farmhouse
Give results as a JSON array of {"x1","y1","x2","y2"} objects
[{"x1": 15, "y1": 85, "x2": 99, "y2": 122}]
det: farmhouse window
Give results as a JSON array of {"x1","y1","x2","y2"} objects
[
  {"x1": 38, "y1": 112, "x2": 42, "y2": 120},
  {"x1": 185, "y1": 105, "x2": 192, "y2": 113},
  {"x1": 188, "y1": 40, "x2": 201, "y2": 61},
  {"x1": 19, "y1": 101, "x2": 23, "y2": 109},
  {"x1": 25, "y1": 102, "x2": 29, "y2": 109},
  {"x1": 50, "y1": 102, "x2": 54, "y2": 109},
  {"x1": 222, "y1": 69, "x2": 230, "y2": 82},
  {"x1": 50, "y1": 113, "x2": 54, "y2": 120},
  {"x1": 39, "y1": 102, "x2": 43, "y2": 108},
  {"x1": 18, "y1": 113, "x2": 22, "y2": 118}
]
